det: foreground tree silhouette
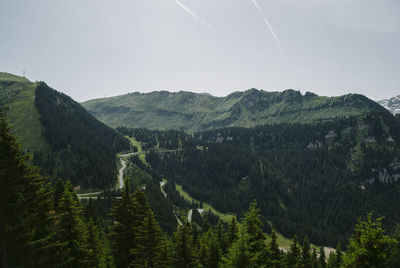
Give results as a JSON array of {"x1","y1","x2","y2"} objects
[
  {"x1": 343, "y1": 212, "x2": 397, "y2": 268},
  {"x1": 0, "y1": 116, "x2": 55, "y2": 267}
]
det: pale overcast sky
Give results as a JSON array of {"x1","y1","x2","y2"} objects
[{"x1": 0, "y1": 0, "x2": 399, "y2": 102}]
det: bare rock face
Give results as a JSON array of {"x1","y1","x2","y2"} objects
[{"x1": 379, "y1": 95, "x2": 400, "y2": 115}]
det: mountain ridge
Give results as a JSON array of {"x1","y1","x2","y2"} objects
[
  {"x1": 82, "y1": 88, "x2": 388, "y2": 132},
  {"x1": 379, "y1": 95, "x2": 400, "y2": 114}
]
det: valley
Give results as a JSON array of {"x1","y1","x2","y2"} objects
[{"x1": 2, "y1": 72, "x2": 400, "y2": 267}]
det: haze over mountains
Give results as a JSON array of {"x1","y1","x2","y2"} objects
[{"x1": 82, "y1": 89, "x2": 388, "y2": 132}]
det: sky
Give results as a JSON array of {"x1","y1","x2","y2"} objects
[{"x1": 0, "y1": 0, "x2": 399, "y2": 102}]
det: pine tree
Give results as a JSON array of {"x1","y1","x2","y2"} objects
[
  {"x1": 173, "y1": 222, "x2": 195, "y2": 268},
  {"x1": 318, "y1": 246, "x2": 326, "y2": 268},
  {"x1": 300, "y1": 236, "x2": 312, "y2": 268},
  {"x1": 220, "y1": 227, "x2": 251, "y2": 268},
  {"x1": 130, "y1": 209, "x2": 165, "y2": 267},
  {"x1": 216, "y1": 220, "x2": 228, "y2": 255},
  {"x1": 109, "y1": 180, "x2": 139, "y2": 268},
  {"x1": 227, "y1": 216, "x2": 238, "y2": 245},
  {"x1": 269, "y1": 230, "x2": 283, "y2": 267},
  {"x1": 286, "y1": 235, "x2": 301, "y2": 267},
  {"x1": 0, "y1": 115, "x2": 56, "y2": 267},
  {"x1": 344, "y1": 213, "x2": 397, "y2": 268},
  {"x1": 55, "y1": 184, "x2": 90, "y2": 268},
  {"x1": 242, "y1": 202, "x2": 269, "y2": 266},
  {"x1": 54, "y1": 178, "x2": 65, "y2": 210}
]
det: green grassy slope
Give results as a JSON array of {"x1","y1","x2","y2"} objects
[
  {"x1": 82, "y1": 89, "x2": 388, "y2": 132},
  {"x1": 0, "y1": 75, "x2": 50, "y2": 152}
]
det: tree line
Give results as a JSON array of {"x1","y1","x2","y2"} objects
[{"x1": 2, "y1": 115, "x2": 400, "y2": 267}]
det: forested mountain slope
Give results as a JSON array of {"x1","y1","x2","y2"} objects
[
  {"x1": 121, "y1": 111, "x2": 400, "y2": 246},
  {"x1": 82, "y1": 88, "x2": 388, "y2": 132},
  {"x1": 0, "y1": 73, "x2": 130, "y2": 188}
]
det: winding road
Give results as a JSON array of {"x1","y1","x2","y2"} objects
[{"x1": 118, "y1": 152, "x2": 140, "y2": 189}]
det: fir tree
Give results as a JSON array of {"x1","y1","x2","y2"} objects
[
  {"x1": 0, "y1": 116, "x2": 56, "y2": 267},
  {"x1": 300, "y1": 236, "x2": 312, "y2": 268},
  {"x1": 55, "y1": 184, "x2": 89, "y2": 267},
  {"x1": 286, "y1": 235, "x2": 301, "y2": 267},
  {"x1": 109, "y1": 180, "x2": 139, "y2": 268},
  {"x1": 269, "y1": 230, "x2": 283, "y2": 267},
  {"x1": 318, "y1": 246, "x2": 326, "y2": 268},
  {"x1": 173, "y1": 222, "x2": 195, "y2": 268},
  {"x1": 227, "y1": 216, "x2": 238, "y2": 246},
  {"x1": 130, "y1": 209, "x2": 165, "y2": 267},
  {"x1": 344, "y1": 213, "x2": 397, "y2": 268}
]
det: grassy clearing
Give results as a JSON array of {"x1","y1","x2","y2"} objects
[
  {"x1": 175, "y1": 183, "x2": 235, "y2": 223},
  {"x1": 127, "y1": 136, "x2": 147, "y2": 164},
  {"x1": 0, "y1": 81, "x2": 50, "y2": 152},
  {"x1": 0, "y1": 72, "x2": 30, "y2": 82}
]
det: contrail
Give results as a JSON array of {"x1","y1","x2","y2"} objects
[
  {"x1": 0, "y1": 17, "x2": 31, "y2": 29},
  {"x1": 251, "y1": 0, "x2": 280, "y2": 48},
  {"x1": 173, "y1": 0, "x2": 214, "y2": 31}
]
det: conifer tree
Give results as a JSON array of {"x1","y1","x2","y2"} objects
[
  {"x1": 287, "y1": 235, "x2": 301, "y2": 267},
  {"x1": 130, "y1": 209, "x2": 165, "y2": 267},
  {"x1": 55, "y1": 184, "x2": 90, "y2": 267},
  {"x1": 300, "y1": 236, "x2": 312, "y2": 268},
  {"x1": 220, "y1": 227, "x2": 251, "y2": 268},
  {"x1": 227, "y1": 216, "x2": 238, "y2": 245},
  {"x1": 0, "y1": 116, "x2": 56, "y2": 267},
  {"x1": 216, "y1": 220, "x2": 228, "y2": 255},
  {"x1": 343, "y1": 213, "x2": 397, "y2": 268},
  {"x1": 318, "y1": 246, "x2": 326, "y2": 268},
  {"x1": 173, "y1": 222, "x2": 195, "y2": 268},
  {"x1": 269, "y1": 229, "x2": 283, "y2": 267},
  {"x1": 109, "y1": 180, "x2": 139, "y2": 268},
  {"x1": 242, "y1": 202, "x2": 269, "y2": 266},
  {"x1": 54, "y1": 178, "x2": 65, "y2": 210}
]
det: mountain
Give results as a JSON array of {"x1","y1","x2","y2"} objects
[
  {"x1": 121, "y1": 111, "x2": 400, "y2": 246},
  {"x1": 0, "y1": 72, "x2": 130, "y2": 188},
  {"x1": 82, "y1": 88, "x2": 388, "y2": 132},
  {"x1": 378, "y1": 95, "x2": 400, "y2": 114}
]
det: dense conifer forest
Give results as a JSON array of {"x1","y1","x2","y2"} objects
[
  {"x1": 32, "y1": 82, "x2": 131, "y2": 188},
  {"x1": 2, "y1": 115, "x2": 400, "y2": 267}
]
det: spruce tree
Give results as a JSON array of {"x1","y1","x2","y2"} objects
[
  {"x1": 269, "y1": 230, "x2": 283, "y2": 267},
  {"x1": 318, "y1": 246, "x2": 326, "y2": 268},
  {"x1": 220, "y1": 227, "x2": 251, "y2": 268},
  {"x1": 130, "y1": 209, "x2": 165, "y2": 267},
  {"x1": 216, "y1": 220, "x2": 228, "y2": 255},
  {"x1": 344, "y1": 213, "x2": 397, "y2": 267},
  {"x1": 55, "y1": 184, "x2": 89, "y2": 267},
  {"x1": 109, "y1": 180, "x2": 139, "y2": 268},
  {"x1": 227, "y1": 216, "x2": 238, "y2": 246},
  {"x1": 300, "y1": 236, "x2": 312, "y2": 268},
  {"x1": 173, "y1": 222, "x2": 195, "y2": 268},
  {"x1": 0, "y1": 116, "x2": 56, "y2": 267},
  {"x1": 286, "y1": 235, "x2": 301, "y2": 267}
]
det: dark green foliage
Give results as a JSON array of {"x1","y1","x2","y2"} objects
[
  {"x1": 0, "y1": 116, "x2": 56, "y2": 267},
  {"x1": 318, "y1": 246, "x2": 326, "y2": 268},
  {"x1": 269, "y1": 230, "x2": 283, "y2": 267},
  {"x1": 300, "y1": 236, "x2": 312, "y2": 268},
  {"x1": 33, "y1": 82, "x2": 130, "y2": 188},
  {"x1": 173, "y1": 222, "x2": 195, "y2": 268},
  {"x1": 287, "y1": 235, "x2": 301, "y2": 267},
  {"x1": 54, "y1": 183, "x2": 90, "y2": 267},
  {"x1": 83, "y1": 88, "x2": 388, "y2": 132},
  {"x1": 146, "y1": 112, "x2": 400, "y2": 246},
  {"x1": 344, "y1": 213, "x2": 397, "y2": 268}
]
